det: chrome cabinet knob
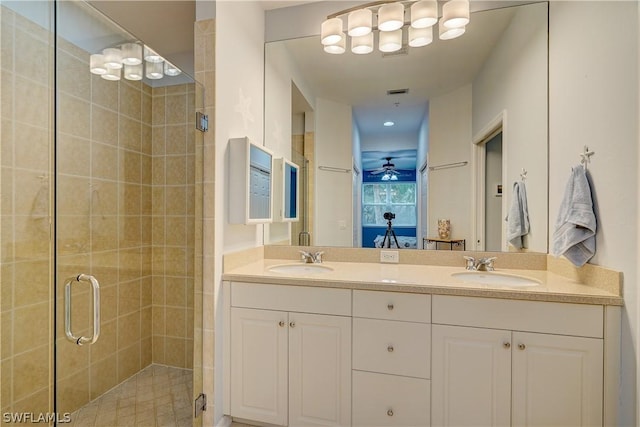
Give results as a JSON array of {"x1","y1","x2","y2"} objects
[
  {"x1": 290, "y1": 322, "x2": 296, "y2": 328},
  {"x1": 503, "y1": 342, "x2": 511, "y2": 349},
  {"x1": 279, "y1": 321, "x2": 285, "y2": 327},
  {"x1": 518, "y1": 343, "x2": 526, "y2": 350},
  {"x1": 387, "y1": 409, "x2": 394, "y2": 417},
  {"x1": 387, "y1": 304, "x2": 394, "y2": 311},
  {"x1": 387, "y1": 345, "x2": 394, "y2": 352}
]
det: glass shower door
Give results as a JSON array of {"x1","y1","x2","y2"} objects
[
  {"x1": 0, "y1": 0, "x2": 55, "y2": 420},
  {"x1": 54, "y1": 2, "x2": 201, "y2": 426}
]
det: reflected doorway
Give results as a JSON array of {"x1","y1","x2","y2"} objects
[{"x1": 484, "y1": 133, "x2": 503, "y2": 251}]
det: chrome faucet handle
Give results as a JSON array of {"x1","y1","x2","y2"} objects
[
  {"x1": 313, "y1": 251, "x2": 325, "y2": 263},
  {"x1": 463, "y1": 256, "x2": 477, "y2": 271},
  {"x1": 478, "y1": 257, "x2": 497, "y2": 271},
  {"x1": 299, "y1": 250, "x2": 314, "y2": 263}
]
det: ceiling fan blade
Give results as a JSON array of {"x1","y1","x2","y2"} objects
[{"x1": 369, "y1": 169, "x2": 386, "y2": 175}]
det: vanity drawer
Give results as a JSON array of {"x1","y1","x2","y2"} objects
[
  {"x1": 353, "y1": 318, "x2": 430, "y2": 379},
  {"x1": 432, "y1": 295, "x2": 603, "y2": 338},
  {"x1": 353, "y1": 290, "x2": 431, "y2": 323},
  {"x1": 352, "y1": 370, "x2": 430, "y2": 427},
  {"x1": 231, "y1": 282, "x2": 351, "y2": 316}
]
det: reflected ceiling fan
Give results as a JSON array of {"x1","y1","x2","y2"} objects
[{"x1": 370, "y1": 157, "x2": 400, "y2": 180}]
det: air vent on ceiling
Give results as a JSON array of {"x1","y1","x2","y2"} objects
[
  {"x1": 387, "y1": 88, "x2": 409, "y2": 96},
  {"x1": 382, "y1": 47, "x2": 409, "y2": 58}
]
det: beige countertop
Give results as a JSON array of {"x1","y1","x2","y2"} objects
[{"x1": 222, "y1": 258, "x2": 623, "y2": 306}]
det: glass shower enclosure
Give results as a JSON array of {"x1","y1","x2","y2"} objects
[{"x1": 0, "y1": 1, "x2": 203, "y2": 425}]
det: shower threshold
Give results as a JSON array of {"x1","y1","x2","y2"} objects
[{"x1": 68, "y1": 365, "x2": 192, "y2": 427}]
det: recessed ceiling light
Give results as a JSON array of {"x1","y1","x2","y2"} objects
[{"x1": 384, "y1": 121, "x2": 395, "y2": 127}]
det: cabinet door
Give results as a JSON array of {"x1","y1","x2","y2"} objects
[
  {"x1": 230, "y1": 308, "x2": 288, "y2": 426},
  {"x1": 512, "y1": 332, "x2": 603, "y2": 427},
  {"x1": 432, "y1": 325, "x2": 511, "y2": 427},
  {"x1": 289, "y1": 313, "x2": 351, "y2": 427}
]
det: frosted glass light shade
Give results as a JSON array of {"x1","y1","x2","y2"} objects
[
  {"x1": 379, "y1": 29, "x2": 402, "y2": 52},
  {"x1": 439, "y1": 21, "x2": 465, "y2": 40},
  {"x1": 124, "y1": 63, "x2": 143, "y2": 80},
  {"x1": 101, "y1": 66, "x2": 121, "y2": 81},
  {"x1": 103, "y1": 48, "x2": 123, "y2": 69},
  {"x1": 411, "y1": 0, "x2": 438, "y2": 28},
  {"x1": 348, "y1": 8, "x2": 372, "y2": 37},
  {"x1": 89, "y1": 54, "x2": 107, "y2": 75},
  {"x1": 351, "y1": 33, "x2": 374, "y2": 54},
  {"x1": 321, "y1": 18, "x2": 343, "y2": 45},
  {"x1": 323, "y1": 34, "x2": 346, "y2": 54},
  {"x1": 146, "y1": 60, "x2": 164, "y2": 79},
  {"x1": 144, "y1": 46, "x2": 163, "y2": 63},
  {"x1": 121, "y1": 43, "x2": 142, "y2": 65},
  {"x1": 442, "y1": 0, "x2": 470, "y2": 29},
  {"x1": 378, "y1": 3, "x2": 405, "y2": 32},
  {"x1": 409, "y1": 26, "x2": 433, "y2": 47},
  {"x1": 164, "y1": 61, "x2": 182, "y2": 76}
]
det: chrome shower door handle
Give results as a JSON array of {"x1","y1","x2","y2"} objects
[{"x1": 65, "y1": 274, "x2": 101, "y2": 346}]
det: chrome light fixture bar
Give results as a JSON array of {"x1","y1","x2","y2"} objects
[
  {"x1": 89, "y1": 43, "x2": 182, "y2": 81},
  {"x1": 321, "y1": 0, "x2": 469, "y2": 55}
]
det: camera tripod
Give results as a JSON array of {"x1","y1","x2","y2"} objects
[{"x1": 381, "y1": 218, "x2": 400, "y2": 249}]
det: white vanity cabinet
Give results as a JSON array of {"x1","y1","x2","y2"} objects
[
  {"x1": 224, "y1": 281, "x2": 620, "y2": 427},
  {"x1": 227, "y1": 282, "x2": 352, "y2": 427},
  {"x1": 352, "y1": 290, "x2": 432, "y2": 427},
  {"x1": 431, "y1": 296, "x2": 605, "y2": 427}
]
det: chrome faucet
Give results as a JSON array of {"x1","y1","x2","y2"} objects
[
  {"x1": 300, "y1": 250, "x2": 324, "y2": 264},
  {"x1": 463, "y1": 256, "x2": 496, "y2": 271}
]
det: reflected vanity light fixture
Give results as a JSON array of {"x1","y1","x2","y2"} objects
[
  {"x1": 89, "y1": 43, "x2": 182, "y2": 82},
  {"x1": 321, "y1": 0, "x2": 469, "y2": 55},
  {"x1": 381, "y1": 172, "x2": 398, "y2": 181}
]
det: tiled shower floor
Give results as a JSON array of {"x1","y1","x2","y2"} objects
[{"x1": 69, "y1": 365, "x2": 192, "y2": 427}]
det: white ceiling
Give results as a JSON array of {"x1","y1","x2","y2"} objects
[{"x1": 281, "y1": 6, "x2": 517, "y2": 138}]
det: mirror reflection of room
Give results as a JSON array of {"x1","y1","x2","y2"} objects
[{"x1": 264, "y1": 1, "x2": 548, "y2": 253}]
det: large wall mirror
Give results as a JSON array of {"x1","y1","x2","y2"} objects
[{"x1": 264, "y1": 1, "x2": 548, "y2": 253}]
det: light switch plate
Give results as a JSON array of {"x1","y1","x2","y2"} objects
[{"x1": 380, "y1": 250, "x2": 399, "y2": 263}]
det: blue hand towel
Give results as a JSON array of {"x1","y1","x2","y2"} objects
[
  {"x1": 506, "y1": 181, "x2": 530, "y2": 249},
  {"x1": 552, "y1": 165, "x2": 596, "y2": 267}
]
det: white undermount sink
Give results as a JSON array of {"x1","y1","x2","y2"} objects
[
  {"x1": 452, "y1": 271, "x2": 541, "y2": 287},
  {"x1": 268, "y1": 263, "x2": 334, "y2": 275}
]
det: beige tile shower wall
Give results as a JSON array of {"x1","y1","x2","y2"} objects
[
  {"x1": 0, "y1": 7, "x2": 54, "y2": 417},
  {"x1": 150, "y1": 84, "x2": 195, "y2": 370},
  {"x1": 53, "y1": 36, "x2": 153, "y2": 414}
]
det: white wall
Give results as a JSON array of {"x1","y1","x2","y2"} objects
[
  {"x1": 264, "y1": 41, "x2": 315, "y2": 158},
  {"x1": 417, "y1": 109, "x2": 429, "y2": 240},
  {"x1": 214, "y1": 1, "x2": 265, "y2": 424},
  {"x1": 264, "y1": 41, "x2": 316, "y2": 245},
  {"x1": 428, "y1": 85, "x2": 472, "y2": 242},
  {"x1": 472, "y1": 2, "x2": 548, "y2": 253},
  {"x1": 216, "y1": 0, "x2": 265, "y2": 254},
  {"x1": 549, "y1": 2, "x2": 638, "y2": 424},
  {"x1": 315, "y1": 97, "x2": 353, "y2": 247}
]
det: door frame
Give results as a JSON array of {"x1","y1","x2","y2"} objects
[{"x1": 472, "y1": 110, "x2": 508, "y2": 251}]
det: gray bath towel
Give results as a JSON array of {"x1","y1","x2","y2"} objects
[
  {"x1": 552, "y1": 165, "x2": 596, "y2": 266},
  {"x1": 506, "y1": 181, "x2": 530, "y2": 249}
]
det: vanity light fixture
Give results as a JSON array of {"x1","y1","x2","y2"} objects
[
  {"x1": 89, "y1": 43, "x2": 182, "y2": 82},
  {"x1": 321, "y1": 0, "x2": 469, "y2": 55}
]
